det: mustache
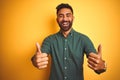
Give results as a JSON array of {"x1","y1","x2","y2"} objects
[{"x1": 61, "y1": 21, "x2": 70, "y2": 23}]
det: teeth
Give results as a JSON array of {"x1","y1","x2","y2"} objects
[{"x1": 62, "y1": 22, "x2": 69, "y2": 26}]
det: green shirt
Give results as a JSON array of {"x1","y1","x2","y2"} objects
[{"x1": 41, "y1": 29, "x2": 96, "y2": 80}]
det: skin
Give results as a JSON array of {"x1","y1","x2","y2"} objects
[
  {"x1": 32, "y1": 8, "x2": 106, "y2": 73},
  {"x1": 32, "y1": 43, "x2": 48, "y2": 69},
  {"x1": 56, "y1": 8, "x2": 74, "y2": 37}
]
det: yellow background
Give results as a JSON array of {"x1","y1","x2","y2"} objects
[{"x1": 1, "y1": 0, "x2": 120, "y2": 80}]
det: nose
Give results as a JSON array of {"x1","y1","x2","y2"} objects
[{"x1": 63, "y1": 16, "x2": 68, "y2": 21}]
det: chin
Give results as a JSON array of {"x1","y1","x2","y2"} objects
[{"x1": 61, "y1": 27, "x2": 71, "y2": 31}]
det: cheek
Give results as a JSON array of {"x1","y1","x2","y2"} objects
[
  {"x1": 69, "y1": 17, "x2": 73, "y2": 21},
  {"x1": 57, "y1": 18, "x2": 62, "y2": 23}
]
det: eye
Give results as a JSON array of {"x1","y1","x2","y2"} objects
[
  {"x1": 66, "y1": 13, "x2": 72, "y2": 17},
  {"x1": 58, "y1": 14, "x2": 63, "y2": 18}
]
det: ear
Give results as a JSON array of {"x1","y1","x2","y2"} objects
[{"x1": 73, "y1": 16, "x2": 75, "y2": 20}]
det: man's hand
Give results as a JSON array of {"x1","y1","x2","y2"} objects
[
  {"x1": 88, "y1": 44, "x2": 106, "y2": 74},
  {"x1": 31, "y1": 42, "x2": 48, "y2": 69}
]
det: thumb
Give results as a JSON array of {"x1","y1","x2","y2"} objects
[
  {"x1": 97, "y1": 44, "x2": 102, "y2": 57},
  {"x1": 36, "y1": 42, "x2": 42, "y2": 54}
]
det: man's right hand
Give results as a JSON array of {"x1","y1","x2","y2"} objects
[{"x1": 31, "y1": 42, "x2": 48, "y2": 69}]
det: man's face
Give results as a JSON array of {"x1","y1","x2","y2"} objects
[{"x1": 57, "y1": 8, "x2": 74, "y2": 31}]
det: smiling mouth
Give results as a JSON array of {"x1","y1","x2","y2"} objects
[{"x1": 62, "y1": 22, "x2": 69, "y2": 26}]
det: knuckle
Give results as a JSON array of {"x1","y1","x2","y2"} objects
[
  {"x1": 36, "y1": 58, "x2": 41, "y2": 63},
  {"x1": 94, "y1": 67, "x2": 97, "y2": 70},
  {"x1": 38, "y1": 65, "x2": 47, "y2": 69},
  {"x1": 43, "y1": 53, "x2": 48, "y2": 56},
  {"x1": 45, "y1": 57, "x2": 49, "y2": 60},
  {"x1": 36, "y1": 55, "x2": 41, "y2": 58},
  {"x1": 38, "y1": 66, "x2": 42, "y2": 69},
  {"x1": 42, "y1": 61, "x2": 48, "y2": 65},
  {"x1": 96, "y1": 55, "x2": 100, "y2": 59},
  {"x1": 45, "y1": 61, "x2": 48, "y2": 64},
  {"x1": 43, "y1": 65, "x2": 47, "y2": 68},
  {"x1": 36, "y1": 63, "x2": 40, "y2": 66},
  {"x1": 96, "y1": 60, "x2": 100, "y2": 63},
  {"x1": 94, "y1": 64, "x2": 98, "y2": 67}
]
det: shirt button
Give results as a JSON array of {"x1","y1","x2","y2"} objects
[
  {"x1": 65, "y1": 39, "x2": 67, "y2": 42},
  {"x1": 64, "y1": 76, "x2": 67, "y2": 79},
  {"x1": 64, "y1": 67, "x2": 67, "y2": 69},
  {"x1": 64, "y1": 57, "x2": 67, "y2": 60},
  {"x1": 65, "y1": 48, "x2": 67, "y2": 50}
]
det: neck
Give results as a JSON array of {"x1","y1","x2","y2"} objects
[{"x1": 61, "y1": 28, "x2": 72, "y2": 37}]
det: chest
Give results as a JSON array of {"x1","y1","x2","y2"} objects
[{"x1": 50, "y1": 37, "x2": 85, "y2": 60}]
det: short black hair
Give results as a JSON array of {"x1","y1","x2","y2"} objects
[{"x1": 56, "y1": 3, "x2": 73, "y2": 14}]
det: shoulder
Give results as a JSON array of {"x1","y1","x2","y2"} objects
[
  {"x1": 43, "y1": 32, "x2": 59, "y2": 41},
  {"x1": 73, "y1": 30, "x2": 94, "y2": 46},
  {"x1": 73, "y1": 30, "x2": 90, "y2": 40}
]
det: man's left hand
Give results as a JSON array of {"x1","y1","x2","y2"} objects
[{"x1": 88, "y1": 44, "x2": 106, "y2": 74}]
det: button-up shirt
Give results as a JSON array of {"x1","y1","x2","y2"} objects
[{"x1": 41, "y1": 29, "x2": 96, "y2": 80}]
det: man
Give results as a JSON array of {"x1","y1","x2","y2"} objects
[{"x1": 31, "y1": 3, "x2": 106, "y2": 80}]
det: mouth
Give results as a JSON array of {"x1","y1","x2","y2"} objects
[{"x1": 62, "y1": 22, "x2": 69, "y2": 26}]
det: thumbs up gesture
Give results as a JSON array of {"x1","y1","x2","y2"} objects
[
  {"x1": 31, "y1": 42, "x2": 48, "y2": 69},
  {"x1": 87, "y1": 44, "x2": 106, "y2": 74}
]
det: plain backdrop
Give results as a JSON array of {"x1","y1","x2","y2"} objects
[{"x1": 0, "y1": 0, "x2": 120, "y2": 80}]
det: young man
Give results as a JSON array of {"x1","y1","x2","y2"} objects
[{"x1": 31, "y1": 3, "x2": 106, "y2": 80}]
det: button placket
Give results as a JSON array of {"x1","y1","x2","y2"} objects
[{"x1": 64, "y1": 38, "x2": 68, "y2": 80}]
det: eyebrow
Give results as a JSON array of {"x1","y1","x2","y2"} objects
[{"x1": 58, "y1": 12, "x2": 72, "y2": 15}]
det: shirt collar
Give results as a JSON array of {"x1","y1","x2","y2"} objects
[{"x1": 58, "y1": 28, "x2": 75, "y2": 37}]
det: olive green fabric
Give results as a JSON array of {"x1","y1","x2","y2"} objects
[{"x1": 41, "y1": 29, "x2": 96, "y2": 80}]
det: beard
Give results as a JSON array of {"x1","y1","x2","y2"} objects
[{"x1": 58, "y1": 20, "x2": 73, "y2": 31}]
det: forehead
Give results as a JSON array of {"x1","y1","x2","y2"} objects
[{"x1": 57, "y1": 8, "x2": 73, "y2": 15}]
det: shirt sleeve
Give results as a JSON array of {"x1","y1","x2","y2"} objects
[
  {"x1": 41, "y1": 36, "x2": 51, "y2": 54},
  {"x1": 83, "y1": 35, "x2": 97, "y2": 56}
]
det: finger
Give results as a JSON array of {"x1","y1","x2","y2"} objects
[
  {"x1": 98, "y1": 44, "x2": 102, "y2": 57},
  {"x1": 37, "y1": 61, "x2": 48, "y2": 66},
  {"x1": 89, "y1": 52, "x2": 100, "y2": 59},
  {"x1": 38, "y1": 65, "x2": 47, "y2": 69},
  {"x1": 36, "y1": 53, "x2": 47, "y2": 57},
  {"x1": 87, "y1": 59, "x2": 97, "y2": 67},
  {"x1": 88, "y1": 64, "x2": 97, "y2": 70},
  {"x1": 36, "y1": 42, "x2": 42, "y2": 54},
  {"x1": 41, "y1": 53, "x2": 48, "y2": 57},
  {"x1": 36, "y1": 57, "x2": 49, "y2": 63},
  {"x1": 88, "y1": 56, "x2": 99, "y2": 64}
]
